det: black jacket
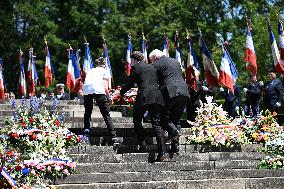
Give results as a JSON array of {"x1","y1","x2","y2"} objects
[
  {"x1": 152, "y1": 56, "x2": 189, "y2": 101},
  {"x1": 245, "y1": 81, "x2": 262, "y2": 105},
  {"x1": 264, "y1": 79, "x2": 283, "y2": 107},
  {"x1": 120, "y1": 61, "x2": 164, "y2": 106}
]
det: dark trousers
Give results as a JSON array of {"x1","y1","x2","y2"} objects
[
  {"x1": 133, "y1": 99, "x2": 165, "y2": 154},
  {"x1": 245, "y1": 103, "x2": 259, "y2": 117},
  {"x1": 84, "y1": 94, "x2": 116, "y2": 138},
  {"x1": 161, "y1": 95, "x2": 187, "y2": 151},
  {"x1": 187, "y1": 90, "x2": 199, "y2": 122},
  {"x1": 224, "y1": 100, "x2": 237, "y2": 118}
]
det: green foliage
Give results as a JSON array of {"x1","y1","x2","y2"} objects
[{"x1": 0, "y1": 0, "x2": 283, "y2": 94}]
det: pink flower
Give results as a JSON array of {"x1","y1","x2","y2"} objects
[
  {"x1": 63, "y1": 169, "x2": 69, "y2": 174},
  {"x1": 67, "y1": 161, "x2": 76, "y2": 168}
]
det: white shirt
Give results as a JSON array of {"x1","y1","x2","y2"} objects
[{"x1": 83, "y1": 67, "x2": 110, "y2": 95}]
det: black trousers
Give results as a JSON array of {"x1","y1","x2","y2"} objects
[
  {"x1": 224, "y1": 100, "x2": 237, "y2": 118},
  {"x1": 84, "y1": 94, "x2": 116, "y2": 138},
  {"x1": 161, "y1": 95, "x2": 187, "y2": 151},
  {"x1": 133, "y1": 98, "x2": 165, "y2": 154}
]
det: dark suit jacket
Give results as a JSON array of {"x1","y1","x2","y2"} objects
[
  {"x1": 245, "y1": 81, "x2": 262, "y2": 105},
  {"x1": 152, "y1": 56, "x2": 189, "y2": 101},
  {"x1": 120, "y1": 61, "x2": 164, "y2": 106},
  {"x1": 264, "y1": 79, "x2": 283, "y2": 107}
]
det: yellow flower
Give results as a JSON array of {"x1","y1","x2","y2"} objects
[{"x1": 252, "y1": 133, "x2": 259, "y2": 139}]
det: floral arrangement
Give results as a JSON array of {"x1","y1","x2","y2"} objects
[
  {"x1": 259, "y1": 132, "x2": 284, "y2": 169},
  {"x1": 0, "y1": 97, "x2": 81, "y2": 188},
  {"x1": 110, "y1": 87, "x2": 137, "y2": 105},
  {"x1": 187, "y1": 96, "x2": 248, "y2": 147},
  {"x1": 240, "y1": 110, "x2": 281, "y2": 143}
]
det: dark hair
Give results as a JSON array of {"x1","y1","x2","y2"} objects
[
  {"x1": 95, "y1": 57, "x2": 106, "y2": 67},
  {"x1": 131, "y1": 51, "x2": 144, "y2": 61},
  {"x1": 268, "y1": 68, "x2": 277, "y2": 73},
  {"x1": 248, "y1": 73, "x2": 256, "y2": 78}
]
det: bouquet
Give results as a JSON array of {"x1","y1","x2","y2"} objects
[{"x1": 0, "y1": 97, "x2": 81, "y2": 188}]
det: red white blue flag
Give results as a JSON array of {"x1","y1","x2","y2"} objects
[
  {"x1": 199, "y1": 30, "x2": 219, "y2": 87},
  {"x1": 126, "y1": 35, "x2": 132, "y2": 76},
  {"x1": 268, "y1": 20, "x2": 284, "y2": 75},
  {"x1": 142, "y1": 33, "x2": 148, "y2": 63},
  {"x1": 27, "y1": 48, "x2": 38, "y2": 95},
  {"x1": 0, "y1": 57, "x2": 4, "y2": 99},
  {"x1": 82, "y1": 43, "x2": 94, "y2": 82},
  {"x1": 244, "y1": 19, "x2": 257, "y2": 75},
  {"x1": 44, "y1": 43, "x2": 53, "y2": 88},
  {"x1": 186, "y1": 35, "x2": 200, "y2": 91},
  {"x1": 163, "y1": 34, "x2": 170, "y2": 57},
  {"x1": 66, "y1": 48, "x2": 81, "y2": 92},
  {"x1": 18, "y1": 49, "x2": 26, "y2": 97},
  {"x1": 103, "y1": 40, "x2": 112, "y2": 89},
  {"x1": 219, "y1": 44, "x2": 238, "y2": 93},
  {"x1": 175, "y1": 31, "x2": 182, "y2": 66},
  {"x1": 278, "y1": 20, "x2": 284, "y2": 64}
]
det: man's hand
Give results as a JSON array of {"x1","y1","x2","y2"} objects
[
  {"x1": 259, "y1": 81, "x2": 264, "y2": 86},
  {"x1": 202, "y1": 86, "x2": 209, "y2": 91},
  {"x1": 243, "y1": 88, "x2": 248, "y2": 93},
  {"x1": 275, "y1": 102, "x2": 282, "y2": 108}
]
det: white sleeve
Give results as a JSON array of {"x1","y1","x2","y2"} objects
[{"x1": 103, "y1": 69, "x2": 111, "y2": 80}]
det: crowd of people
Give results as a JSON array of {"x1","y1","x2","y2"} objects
[{"x1": 4, "y1": 49, "x2": 282, "y2": 162}]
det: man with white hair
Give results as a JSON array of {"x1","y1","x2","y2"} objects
[{"x1": 149, "y1": 49, "x2": 189, "y2": 154}]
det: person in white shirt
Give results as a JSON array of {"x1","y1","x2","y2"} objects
[{"x1": 82, "y1": 57, "x2": 118, "y2": 145}]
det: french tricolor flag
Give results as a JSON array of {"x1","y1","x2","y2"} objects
[
  {"x1": 268, "y1": 20, "x2": 284, "y2": 75},
  {"x1": 66, "y1": 48, "x2": 81, "y2": 92},
  {"x1": 126, "y1": 35, "x2": 132, "y2": 76},
  {"x1": 199, "y1": 30, "x2": 219, "y2": 87},
  {"x1": 244, "y1": 19, "x2": 257, "y2": 75},
  {"x1": 0, "y1": 58, "x2": 4, "y2": 99},
  {"x1": 186, "y1": 35, "x2": 200, "y2": 91},
  {"x1": 44, "y1": 44, "x2": 53, "y2": 88},
  {"x1": 142, "y1": 33, "x2": 148, "y2": 63},
  {"x1": 18, "y1": 49, "x2": 26, "y2": 97},
  {"x1": 219, "y1": 44, "x2": 238, "y2": 93},
  {"x1": 278, "y1": 20, "x2": 284, "y2": 64},
  {"x1": 82, "y1": 43, "x2": 94, "y2": 82},
  {"x1": 163, "y1": 34, "x2": 170, "y2": 57},
  {"x1": 27, "y1": 48, "x2": 38, "y2": 95},
  {"x1": 103, "y1": 40, "x2": 112, "y2": 89},
  {"x1": 175, "y1": 31, "x2": 182, "y2": 66}
]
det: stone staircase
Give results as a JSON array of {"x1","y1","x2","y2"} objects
[{"x1": 1, "y1": 100, "x2": 284, "y2": 188}]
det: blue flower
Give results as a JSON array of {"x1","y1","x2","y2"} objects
[{"x1": 22, "y1": 168, "x2": 30, "y2": 175}]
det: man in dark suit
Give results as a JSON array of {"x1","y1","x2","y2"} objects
[
  {"x1": 243, "y1": 73, "x2": 262, "y2": 117},
  {"x1": 220, "y1": 85, "x2": 240, "y2": 118},
  {"x1": 263, "y1": 69, "x2": 283, "y2": 113},
  {"x1": 120, "y1": 51, "x2": 166, "y2": 161},
  {"x1": 56, "y1": 84, "x2": 70, "y2": 100},
  {"x1": 149, "y1": 49, "x2": 189, "y2": 154}
]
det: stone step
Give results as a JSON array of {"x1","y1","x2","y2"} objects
[
  {"x1": 70, "y1": 152, "x2": 264, "y2": 164},
  {"x1": 68, "y1": 144, "x2": 261, "y2": 155},
  {"x1": 0, "y1": 110, "x2": 122, "y2": 118},
  {"x1": 53, "y1": 169, "x2": 284, "y2": 184},
  {"x1": 75, "y1": 160, "x2": 259, "y2": 174},
  {"x1": 52, "y1": 177, "x2": 284, "y2": 189}
]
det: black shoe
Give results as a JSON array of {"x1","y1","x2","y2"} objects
[
  {"x1": 138, "y1": 145, "x2": 147, "y2": 153},
  {"x1": 169, "y1": 146, "x2": 180, "y2": 155},
  {"x1": 111, "y1": 137, "x2": 120, "y2": 146},
  {"x1": 155, "y1": 153, "x2": 165, "y2": 162},
  {"x1": 164, "y1": 131, "x2": 180, "y2": 143}
]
